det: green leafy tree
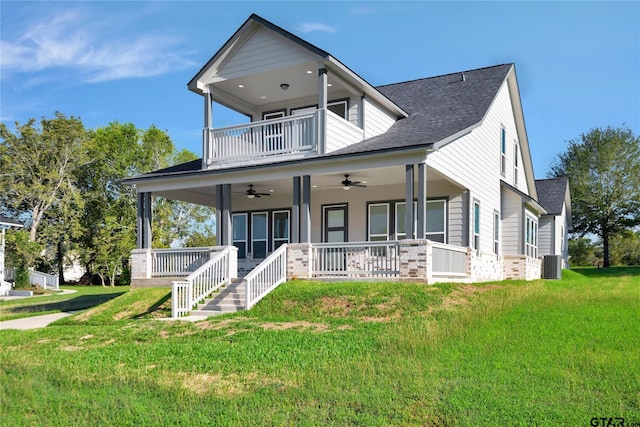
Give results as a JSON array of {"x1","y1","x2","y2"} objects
[
  {"x1": 550, "y1": 126, "x2": 640, "y2": 267},
  {"x1": 568, "y1": 237, "x2": 598, "y2": 267},
  {"x1": 1, "y1": 113, "x2": 88, "y2": 283},
  {"x1": 609, "y1": 230, "x2": 640, "y2": 266}
]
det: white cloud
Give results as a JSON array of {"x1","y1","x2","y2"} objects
[
  {"x1": 0, "y1": 8, "x2": 195, "y2": 83},
  {"x1": 296, "y1": 22, "x2": 337, "y2": 34}
]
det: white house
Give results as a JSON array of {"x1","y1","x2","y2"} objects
[
  {"x1": 536, "y1": 178, "x2": 572, "y2": 269},
  {"x1": 1, "y1": 215, "x2": 22, "y2": 296},
  {"x1": 124, "y1": 15, "x2": 571, "y2": 316}
]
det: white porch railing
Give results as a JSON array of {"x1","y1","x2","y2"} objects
[
  {"x1": 171, "y1": 246, "x2": 237, "y2": 318},
  {"x1": 245, "y1": 244, "x2": 287, "y2": 310},
  {"x1": 30, "y1": 270, "x2": 59, "y2": 290},
  {"x1": 311, "y1": 241, "x2": 400, "y2": 278},
  {"x1": 431, "y1": 242, "x2": 468, "y2": 276},
  {"x1": 205, "y1": 112, "x2": 317, "y2": 165},
  {"x1": 3, "y1": 267, "x2": 59, "y2": 290},
  {"x1": 151, "y1": 247, "x2": 219, "y2": 277}
]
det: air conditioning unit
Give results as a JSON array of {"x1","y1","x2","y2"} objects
[{"x1": 542, "y1": 255, "x2": 563, "y2": 279}]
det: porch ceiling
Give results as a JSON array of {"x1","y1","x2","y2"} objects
[{"x1": 151, "y1": 165, "x2": 463, "y2": 206}]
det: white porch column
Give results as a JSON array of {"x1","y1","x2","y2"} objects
[
  {"x1": 405, "y1": 165, "x2": 415, "y2": 239},
  {"x1": 417, "y1": 163, "x2": 427, "y2": 238},
  {"x1": 301, "y1": 175, "x2": 311, "y2": 243},
  {"x1": 292, "y1": 176, "x2": 301, "y2": 243},
  {"x1": 204, "y1": 86, "x2": 213, "y2": 129},
  {"x1": 317, "y1": 67, "x2": 328, "y2": 155}
]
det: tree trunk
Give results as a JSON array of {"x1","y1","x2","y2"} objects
[
  {"x1": 57, "y1": 238, "x2": 66, "y2": 287},
  {"x1": 603, "y1": 230, "x2": 610, "y2": 268}
]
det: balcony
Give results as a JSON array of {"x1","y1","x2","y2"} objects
[{"x1": 203, "y1": 110, "x2": 364, "y2": 168}]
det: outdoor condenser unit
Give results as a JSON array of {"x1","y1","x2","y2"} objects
[{"x1": 542, "y1": 255, "x2": 563, "y2": 279}]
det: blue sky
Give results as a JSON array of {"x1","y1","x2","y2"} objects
[{"x1": 1, "y1": 1, "x2": 638, "y2": 178}]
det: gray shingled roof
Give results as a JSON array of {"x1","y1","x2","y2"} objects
[
  {"x1": 135, "y1": 64, "x2": 513, "y2": 178},
  {"x1": 535, "y1": 178, "x2": 568, "y2": 215},
  {"x1": 330, "y1": 64, "x2": 512, "y2": 156}
]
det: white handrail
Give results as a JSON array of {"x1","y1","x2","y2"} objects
[
  {"x1": 245, "y1": 244, "x2": 287, "y2": 310},
  {"x1": 171, "y1": 247, "x2": 235, "y2": 318},
  {"x1": 151, "y1": 247, "x2": 219, "y2": 277},
  {"x1": 30, "y1": 270, "x2": 59, "y2": 290}
]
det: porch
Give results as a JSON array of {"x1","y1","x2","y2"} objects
[{"x1": 129, "y1": 240, "x2": 542, "y2": 318}]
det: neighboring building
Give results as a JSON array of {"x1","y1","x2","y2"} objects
[
  {"x1": 125, "y1": 14, "x2": 571, "y2": 296},
  {"x1": 1, "y1": 215, "x2": 22, "y2": 295},
  {"x1": 536, "y1": 178, "x2": 572, "y2": 268}
]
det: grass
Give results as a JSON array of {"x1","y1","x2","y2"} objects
[
  {"x1": 1, "y1": 268, "x2": 638, "y2": 426},
  {"x1": 0, "y1": 286, "x2": 129, "y2": 321}
]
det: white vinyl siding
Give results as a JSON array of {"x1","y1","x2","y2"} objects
[
  {"x1": 428, "y1": 82, "x2": 517, "y2": 254},
  {"x1": 363, "y1": 97, "x2": 397, "y2": 138},
  {"x1": 218, "y1": 27, "x2": 316, "y2": 79},
  {"x1": 538, "y1": 217, "x2": 553, "y2": 256},
  {"x1": 500, "y1": 188, "x2": 522, "y2": 254},
  {"x1": 325, "y1": 109, "x2": 365, "y2": 153}
]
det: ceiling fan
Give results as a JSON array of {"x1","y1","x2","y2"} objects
[
  {"x1": 338, "y1": 174, "x2": 367, "y2": 190},
  {"x1": 242, "y1": 185, "x2": 271, "y2": 199}
]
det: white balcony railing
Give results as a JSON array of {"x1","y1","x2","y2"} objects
[
  {"x1": 431, "y1": 242, "x2": 468, "y2": 276},
  {"x1": 150, "y1": 247, "x2": 221, "y2": 277},
  {"x1": 205, "y1": 112, "x2": 317, "y2": 166},
  {"x1": 245, "y1": 243, "x2": 287, "y2": 309}
]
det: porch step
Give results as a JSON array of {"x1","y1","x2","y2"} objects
[{"x1": 192, "y1": 279, "x2": 246, "y2": 316}]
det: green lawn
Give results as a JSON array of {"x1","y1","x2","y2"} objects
[
  {"x1": 1, "y1": 268, "x2": 638, "y2": 426},
  {"x1": 0, "y1": 285, "x2": 129, "y2": 321}
]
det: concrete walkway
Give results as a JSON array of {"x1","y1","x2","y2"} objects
[{"x1": 0, "y1": 312, "x2": 75, "y2": 330}]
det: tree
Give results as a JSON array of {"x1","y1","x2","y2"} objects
[
  {"x1": 0, "y1": 113, "x2": 88, "y2": 242},
  {"x1": 568, "y1": 237, "x2": 598, "y2": 266},
  {"x1": 609, "y1": 230, "x2": 640, "y2": 266},
  {"x1": 550, "y1": 126, "x2": 640, "y2": 267}
]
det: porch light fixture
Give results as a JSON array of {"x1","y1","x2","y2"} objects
[
  {"x1": 280, "y1": 83, "x2": 289, "y2": 90},
  {"x1": 343, "y1": 185, "x2": 351, "y2": 191},
  {"x1": 246, "y1": 193, "x2": 255, "y2": 199}
]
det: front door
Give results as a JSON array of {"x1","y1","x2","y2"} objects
[{"x1": 323, "y1": 204, "x2": 348, "y2": 272}]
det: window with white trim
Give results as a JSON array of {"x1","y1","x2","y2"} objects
[
  {"x1": 525, "y1": 215, "x2": 538, "y2": 258},
  {"x1": 514, "y1": 141, "x2": 519, "y2": 186},
  {"x1": 327, "y1": 100, "x2": 348, "y2": 120},
  {"x1": 426, "y1": 200, "x2": 447, "y2": 243},
  {"x1": 493, "y1": 210, "x2": 500, "y2": 254},
  {"x1": 273, "y1": 210, "x2": 289, "y2": 250},
  {"x1": 369, "y1": 199, "x2": 447, "y2": 242},
  {"x1": 500, "y1": 127, "x2": 507, "y2": 176},
  {"x1": 368, "y1": 204, "x2": 389, "y2": 241},
  {"x1": 472, "y1": 200, "x2": 481, "y2": 251}
]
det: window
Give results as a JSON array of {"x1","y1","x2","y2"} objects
[
  {"x1": 370, "y1": 199, "x2": 447, "y2": 242},
  {"x1": 493, "y1": 210, "x2": 500, "y2": 254},
  {"x1": 368, "y1": 204, "x2": 389, "y2": 241},
  {"x1": 561, "y1": 225, "x2": 565, "y2": 252},
  {"x1": 514, "y1": 141, "x2": 519, "y2": 186},
  {"x1": 500, "y1": 127, "x2": 506, "y2": 176},
  {"x1": 327, "y1": 100, "x2": 348, "y2": 120},
  {"x1": 473, "y1": 200, "x2": 481, "y2": 250},
  {"x1": 273, "y1": 210, "x2": 289, "y2": 249},
  {"x1": 252, "y1": 212, "x2": 268, "y2": 258},
  {"x1": 232, "y1": 213, "x2": 247, "y2": 259},
  {"x1": 525, "y1": 215, "x2": 538, "y2": 258},
  {"x1": 426, "y1": 200, "x2": 446, "y2": 243}
]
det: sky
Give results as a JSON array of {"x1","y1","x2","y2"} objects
[{"x1": 1, "y1": 1, "x2": 638, "y2": 178}]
